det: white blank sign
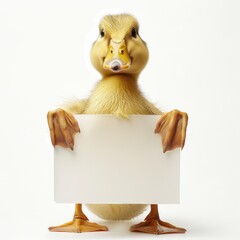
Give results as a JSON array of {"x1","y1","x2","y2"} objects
[{"x1": 54, "y1": 115, "x2": 180, "y2": 204}]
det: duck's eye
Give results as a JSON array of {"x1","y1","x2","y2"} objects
[
  {"x1": 100, "y1": 29, "x2": 105, "y2": 38},
  {"x1": 131, "y1": 28, "x2": 137, "y2": 38}
]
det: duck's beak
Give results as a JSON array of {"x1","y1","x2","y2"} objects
[{"x1": 103, "y1": 39, "x2": 131, "y2": 72}]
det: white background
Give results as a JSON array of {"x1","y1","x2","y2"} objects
[{"x1": 0, "y1": 0, "x2": 240, "y2": 240}]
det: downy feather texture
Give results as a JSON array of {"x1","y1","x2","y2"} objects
[{"x1": 86, "y1": 204, "x2": 147, "y2": 221}]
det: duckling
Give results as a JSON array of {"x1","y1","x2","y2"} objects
[{"x1": 47, "y1": 14, "x2": 188, "y2": 235}]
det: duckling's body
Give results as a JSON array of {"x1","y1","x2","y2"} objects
[
  {"x1": 64, "y1": 74, "x2": 161, "y2": 220},
  {"x1": 48, "y1": 14, "x2": 188, "y2": 234}
]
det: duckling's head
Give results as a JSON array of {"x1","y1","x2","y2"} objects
[{"x1": 90, "y1": 14, "x2": 149, "y2": 77}]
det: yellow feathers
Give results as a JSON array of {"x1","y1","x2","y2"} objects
[
  {"x1": 84, "y1": 74, "x2": 161, "y2": 118},
  {"x1": 100, "y1": 14, "x2": 139, "y2": 41}
]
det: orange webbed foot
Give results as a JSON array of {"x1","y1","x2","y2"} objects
[
  {"x1": 49, "y1": 219, "x2": 108, "y2": 233},
  {"x1": 155, "y1": 109, "x2": 188, "y2": 153},
  {"x1": 130, "y1": 219, "x2": 186, "y2": 235},
  {"x1": 47, "y1": 108, "x2": 80, "y2": 150},
  {"x1": 49, "y1": 204, "x2": 108, "y2": 233}
]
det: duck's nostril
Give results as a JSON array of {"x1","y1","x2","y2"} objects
[
  {"x1": 111, "y1": 61, "x2": 121, "y2": 71},
  {"x1": 113, "y1": 65, "x2": 119, "y2": 71}
]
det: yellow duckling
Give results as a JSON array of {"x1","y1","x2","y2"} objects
[{"x1": 47, "y1": 14, "x2": 188, "y2": 235}]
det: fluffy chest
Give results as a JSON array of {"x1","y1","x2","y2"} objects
[{"x1": 84, "y1": 79, "x2": 152, "y2": 117}]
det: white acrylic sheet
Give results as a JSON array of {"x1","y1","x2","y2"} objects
[{"x1": 54, "y1": 115, "x2": 180, "y2": 204}]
